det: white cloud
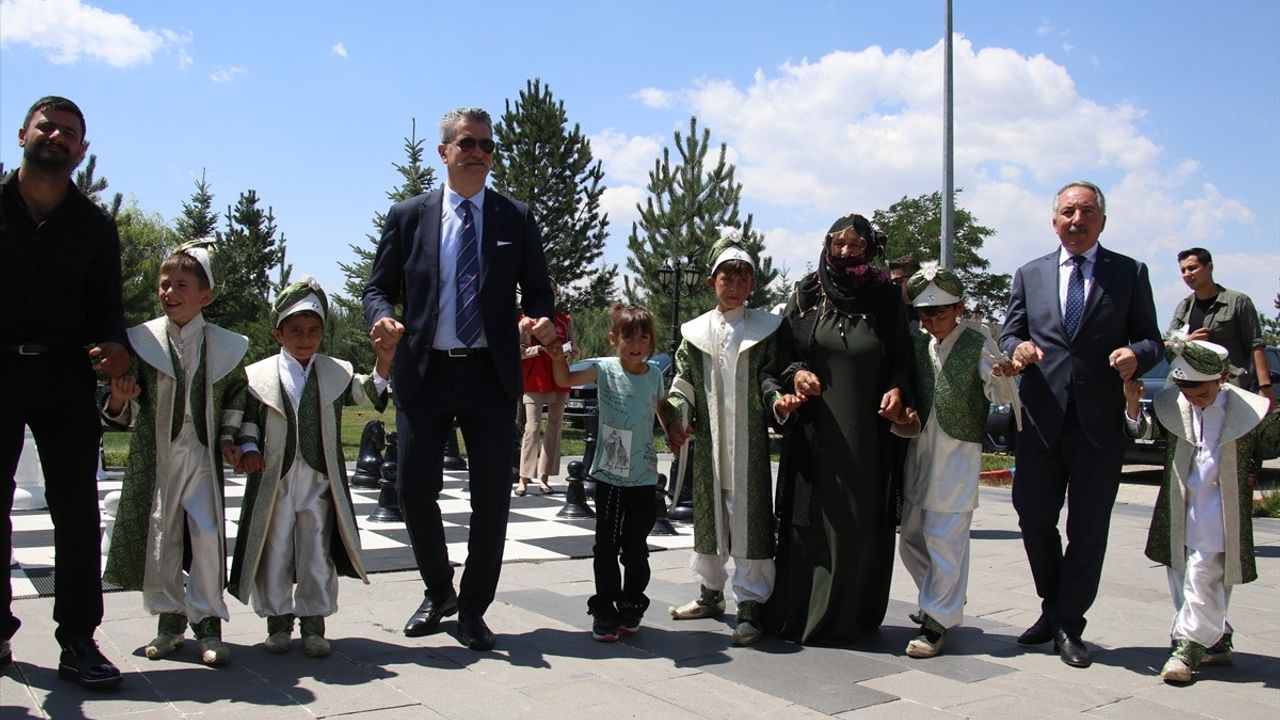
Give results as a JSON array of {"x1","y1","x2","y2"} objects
[
  {"x1": 628, "y1": 35, "x2": 1265, "y2": 326},
  {"x1": 1036, "y1": 20, "x2": 1054, "y2": 37},
  {"x1": 175, "y1": 47, "x2": 193, "y2": 69},
  {"x1": 0, "y1": 0, "x2": 187, "y2": 67},
  {"x1": 331, "y1": 42, "x2": 348, "y2": 59},
  {"x1": 210, "y1": 65, "x2": 247, "y2": 83},
  {"x1": 1062, "y1": 42, "x2": 1074, "y2": 53},
  {"x1": 632, "y1": 87, "x2": 673, "y2": 108},
  {"x1": 590, "y1": 129, "x2": 663, "y2": 186}
]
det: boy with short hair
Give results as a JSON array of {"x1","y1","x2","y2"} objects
[
  {"x1": 666, "y1": 229, "x2": 800, "y2": 646},
  {"x1": 229, "y1": 278, "x2": 391, "y2": 657},
  {"x1": 1124, "y1": 339, "x2": 1279, "y2": 683},
  {"x1": 103, "y1": 239, "x2": 248, "y2": 667},
  {"x1": 894, "y1": 263, "x2": 1017, "y2": 659}
]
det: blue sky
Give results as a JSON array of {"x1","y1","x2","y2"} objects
[{"x1": 2, "y1": 0, "x2": 1277, "y2": 330}]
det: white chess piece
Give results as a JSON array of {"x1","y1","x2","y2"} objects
[{"x1": 13, "y1": 425, "x2": 46, "y2": 511}]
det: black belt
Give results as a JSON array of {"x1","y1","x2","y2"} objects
[
  {"x1": 1, "y1": 343, "x2": 53, "y2": 355},
  {"x1": 432, "y1": 347, "x2": 488, "y2": 358}
]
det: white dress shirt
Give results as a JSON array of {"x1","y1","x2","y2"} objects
[
  {"x1": 433, "y1": 185, "x2": 488, "y2": 350},
  {"x1": 1185, "y1": 390, "x2": 1228, "y2": 553},
  {"x1": 167, "y1": 313, "x2": 206, "y2": 424}
]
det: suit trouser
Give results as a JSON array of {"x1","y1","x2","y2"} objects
[
  {"x1": 519, "y1": 391, "x2": 567, "y2": 480},
  {"x1": 1012, "y1": 405, "x2": 1122, "y2": 638},
  {"x1": 0, "y1": 350, "x2": 105, "y2": 645},
  {"x1": 397, "y1": 351, "x2": 515, "y2": 616}
]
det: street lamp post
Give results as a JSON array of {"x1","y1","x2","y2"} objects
[
  {"x1": 658, "y1": 255, "x2": 704, "y2": 357},
  {"x1": 657, "y1": 255, "x2": 702, "y2": 522}
]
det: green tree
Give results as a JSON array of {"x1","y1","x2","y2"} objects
[
  {"x1": 206, "y1": 189, "x2": 286, "y2": 358},
  {"x1": 174, "y1": 169, "x2": 219, "y2": 242},
  {"x1": 491, "y1": 78, "x2": 616, "y2": 311},
  {"x1": 1261, "y1": 290, "x2": 1280, "y2": 345},
  {"x1": 115, "y1": 201, "x2": 176, "y2": 326},
  {"x1": 74, "y1": 154, "x2": 122, "y2": 219},
  {"x1": 331, "y1": 120, "x2": 438, "y2": 371},
  {"x1": 623, "y1": 116, "x2": 779, "y2": 352},
  {"x1": 872, "y1": 191, "x2": 1011, "y2": 321}
]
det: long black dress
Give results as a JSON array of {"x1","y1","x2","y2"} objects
[{"x1": 767, "y1": 273, "x2": 914, "y2": 645}]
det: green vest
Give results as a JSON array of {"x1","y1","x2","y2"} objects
[
  {"x1": 281, "y1": 370, "x2": 326, "y2": 475},
  {"x1": 169, "y1": 340, "x2": 209, "y2": 444},
  {"x1": 913, "y1": 326, "x2": 988, "y2": 443}
]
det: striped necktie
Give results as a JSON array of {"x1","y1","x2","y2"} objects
[
  {"x1": 1063, "y1": 254, "x2": 1085, "y2": 338},
  {"x1": 455, "y1": 199, "x2": 481, "y2": 347}
]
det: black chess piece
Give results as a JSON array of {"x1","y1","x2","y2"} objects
[
  {"x1": 351, "y1": 419, "x2": 386, "y2": 488},
  {"x1": 443, "y1": 422, "x2": 467, "y2": 471},
  {"x1": 666, "y1": 440, "x2": 695, "y2": 522},
  {"x1": 556, "y1": 460, "x2": 595, "y2": 519},
  {"x1": 369, "y1": 431, "x2": 403, "y2": 523},
  {"x1": 581, "y1": 412, "x2": 598, "y2": 500},
  {"x1": 650, "y1": 474, "x2": 679, "y2": 536}
]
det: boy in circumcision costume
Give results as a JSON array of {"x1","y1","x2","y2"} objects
[
  {"x1": 229, "y1": 278, "x2": 392, "y2": 656},
  {"x1": 893, "y1": 263, "x2": 1017, "y2": 659},
  {"x1": 666, "y1": 229, "x2": 800, "y2": 646},
  {"x1": 102, "y1": 239, "x2": 249, "y2": 666},
  {"x1": 1124, "y1": 338, "x2": 1279, "y2": 683}
]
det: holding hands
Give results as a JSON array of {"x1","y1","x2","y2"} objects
[
  {"x1": 1108, "y1": 346, "x2": 1139, "y2": 380},
  {"x1": 665, "y1": 417, "x2": 693, "y2": 452},
  {"x1": 793, "y1": 369, "x2": 823, "y2": 399},
  {"x1": 90, "y1": 342, "x2": 130, "y2": 378},
  {"x1": 105, "y1": 374, "x2": 140, "y2": 416},
  {"x1": 1009, "y1": 341, "x2": 1044, "y2": 372},
  {"x1": 369, "y1": 316, "x2": 405, "y2": 354}
]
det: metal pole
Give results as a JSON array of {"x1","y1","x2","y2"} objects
[
  {"x1": 670, "y1": 259, "x2": 682, "y2": 357},
  {"x1": 941, "y1": 0, "x2": 955, "y2": 270}
]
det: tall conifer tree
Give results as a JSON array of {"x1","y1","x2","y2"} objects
[{"x1": 491, "y1": 79, "x2": 615, "y2": 311}]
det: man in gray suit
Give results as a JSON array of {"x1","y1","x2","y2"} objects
[{"x1": 1000, "y1": 181, "x2": 1162, "y2": 668}]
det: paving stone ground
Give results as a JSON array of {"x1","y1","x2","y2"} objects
[{"x1": 2, "y1": 459, "x2": 1277, "y2": 719}]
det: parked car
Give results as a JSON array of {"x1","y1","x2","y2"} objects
[{"x1": 563, "y1": 353, "x2": 674, "y2": 430}]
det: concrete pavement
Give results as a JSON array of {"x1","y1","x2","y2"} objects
[{"x1": 2, "y1": 462, "x2": 1278, "y2": 719}]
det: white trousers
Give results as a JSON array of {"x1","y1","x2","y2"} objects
[
  {"x1": 251, "y1": 459, "x2": 338, "y2": 618},
  {"x1": 1167, "y1": 549, "x2": 1232, "y2": 648},
  {"x1": 689, "y1": 489, "x2": 774, "y2": 605},
  {"x1": 898, "y1": 503, "x2": 972, "y2": 629},
  {"x1": 143, "y1": 424, "x2": 228, "y2": 623}
]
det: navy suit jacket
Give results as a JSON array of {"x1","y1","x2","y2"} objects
[
  {"x1": 999, "y1": 244, "x2": 1162, "y2": 452},
  {"x1": 362, "y1": 187, "x2": 554, "y2": 409}
]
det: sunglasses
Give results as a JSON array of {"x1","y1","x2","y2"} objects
[
  {"x1": 451, "y1": 137, "x2": 497, "y2": 154},
  {"x1": 917, "y1": 304, "x2": 956, "y2": 318}
]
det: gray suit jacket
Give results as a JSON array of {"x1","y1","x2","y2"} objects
[{"x1": 999, "y1": 245, "x2": 1162, "y2": 452}]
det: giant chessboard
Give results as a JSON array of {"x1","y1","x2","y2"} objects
[{"x1": 8, "y1": 467, "x2": 692, "y2": 599}]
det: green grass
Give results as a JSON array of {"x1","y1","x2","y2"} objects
[{"x1": 1255, "y1": 489, "x2": 1280, "y2": 519}]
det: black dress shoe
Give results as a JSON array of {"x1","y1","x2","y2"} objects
[
  {"x1": 457, "y1": 613, "x2": 496, "y2": 651},
  {"x1": 403, "y1": 593, "x2": 459, "y2": 637},
  {"x1": 1017, "y1": 615, "x2": 1053, "y2": 645},
  {"x1": 58, "y1": 637, "x2": 122, "y2": 688},
  {"x1": 1053, "y1": 630, "x2": 1092, "y2": 668}
]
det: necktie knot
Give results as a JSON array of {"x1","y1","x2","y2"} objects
[{"x1": 1069, "y1": 254, "x2": 1085, "y2": 268}]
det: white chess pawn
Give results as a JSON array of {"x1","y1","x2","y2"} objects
[{"x1": 13, "y1": 425, "x2": 46, "y2": 511}]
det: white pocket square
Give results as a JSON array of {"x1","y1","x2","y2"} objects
[{"x1": 497, "y1": 240, "x2": 514, "y2": 247}]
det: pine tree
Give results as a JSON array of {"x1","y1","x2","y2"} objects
[
  {"x1": 330, "y1": 120, "x2": 438, "y2": 370},
  {"x1": 490, "y1": 78, "x2": 616, "y2": 311},
  {"x1": 872, "y1": 191, "x2": 1011, "y2": 321},
  {"x1": 624, "y1": 116, "x2": 779, "y2": 352},
  {"x1": 206, "y1": 189, "x2": 286, "y2": 357},
  {"x1": 74, "y1": 154, "x2": 122, "y2": 218},
  {"x1": 174, "y1": 169, "x2": 219, "y2": 242},
  {"x1": 115, "y1": 202, "x2": 176, "y2": 326}
]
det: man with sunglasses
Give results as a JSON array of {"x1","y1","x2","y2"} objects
[
  {"x1": 364, "y1": 107, "x2": 556, "y2": 651},
  {"x1": 999, "y1": 181, "x2": 1161, "y2": 668}
]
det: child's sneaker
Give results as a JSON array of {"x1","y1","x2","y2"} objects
[
  {"x1": 591, "y1": 616, "x2": 619, "y2": 643},
  {"x1": 264, "y1": 614, "x2": 294, "y2": 654},
  {"x1": 299, "y1": 616, "x2": 330, "y2": 658},
  {"x1": 192, "y1": 617, "x2": 229, "y2": 667},
  {"x1": 668, "y1": 586, "x2": 725, "y2": 620},
  {"x1": 617, "y1": 614, "x2": 641, "y2": 636},
  {"x1": 145, "y1": 613, "x2": 187, "y2": 659}
]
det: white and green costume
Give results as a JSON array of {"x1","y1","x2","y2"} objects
[
  {"x1": 668, "y1": 302, "x2": 786, "y2": 619},
  {"x1": 229, "y1": 350, "x2": 388, "y2": 618},
  {"x1": 103, "y1": 313, "x2": 248, "y2": 624}
]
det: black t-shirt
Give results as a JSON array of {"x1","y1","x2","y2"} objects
[{"x1": 1187, "y1": 294, "x2": 1217, "y2": 332}]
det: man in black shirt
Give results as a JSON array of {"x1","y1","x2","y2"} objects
[{"x1": 1, "y1": 96, "x2": 129, "y2": 687}]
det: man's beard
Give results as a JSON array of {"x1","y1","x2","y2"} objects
[{"x1": 23, "y1": 139, "x2": 80, "y2": 174}]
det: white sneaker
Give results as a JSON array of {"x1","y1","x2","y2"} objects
[{"x1": 1160, "y1": 656, "x2": 1193, "y2": 683}]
